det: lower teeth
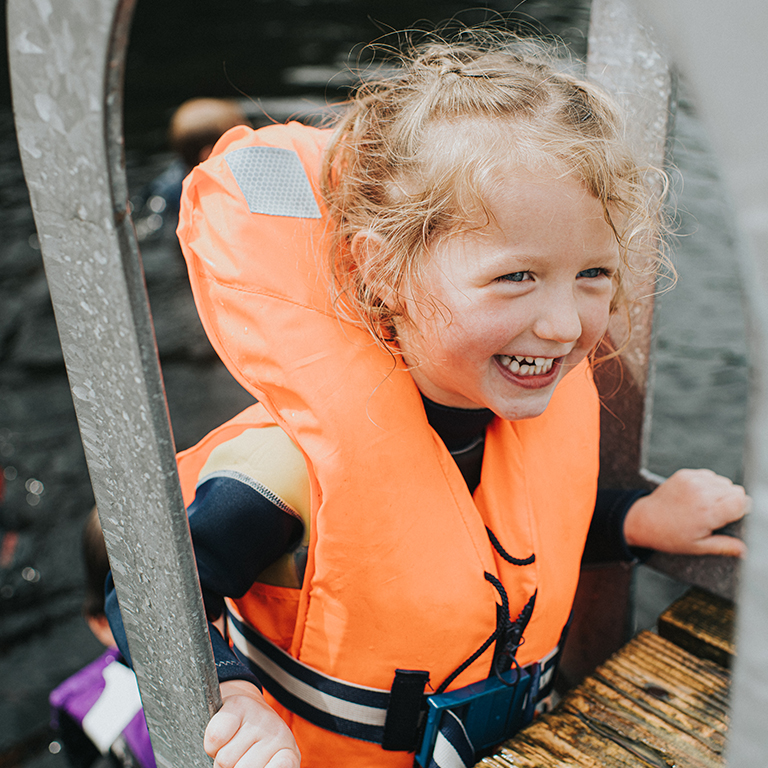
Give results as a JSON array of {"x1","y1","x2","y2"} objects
[{"x1": 502, "y1": 356, "x2": 552, "y2": 376}]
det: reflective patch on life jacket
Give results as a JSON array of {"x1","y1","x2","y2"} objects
[{"x1": 225, "y1": 146, "x2": 322, "y2": 218}]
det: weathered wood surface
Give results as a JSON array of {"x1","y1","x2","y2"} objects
[
  {"x1": 657, "y1": 588, "x2": 735, "y2": 669},
  {"x1": 479, "y1": 615, "x2": 731, "y2": 767}
]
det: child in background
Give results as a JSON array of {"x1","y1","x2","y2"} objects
[
  {"x1": 108, "y1": 33, "x2": 747, "y2": 768},
  {"x1": 133, "y1": 98, "x2": 250, "y2": 241},
  {"x1": 50, "y1": 509, "x2": 155, "y2": 768}
]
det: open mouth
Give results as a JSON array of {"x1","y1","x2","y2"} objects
[{"x1": 497, "y1": 355, "x2": 555, "y2": 377}]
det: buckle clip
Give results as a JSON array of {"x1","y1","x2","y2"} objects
[{"x1": 414, "y1": 665, "x2": 533, "y2": 767}]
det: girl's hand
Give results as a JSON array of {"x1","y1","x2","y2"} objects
[
  {"x1": 623, "y1": 468, "x2": 749, "y2": 557},
  {"x1": 205, "y1": 680, "x2": 300, "y2": 768}
]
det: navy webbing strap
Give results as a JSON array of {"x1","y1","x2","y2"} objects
[
  {"x1": 227, "y1": 608, "x2": 391, "y2": 743},
  {"x1": 227, "y1": 606, "x2": 560, "y2": 764},
  {"x1": 428, "y1": 710, "x2": 475, "y2": 768}
]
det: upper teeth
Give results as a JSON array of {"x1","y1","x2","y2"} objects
[{"x1": 498, "y1": 355, "x2": 554, "y2": 376}]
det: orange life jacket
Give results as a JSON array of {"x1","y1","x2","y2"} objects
[{"x1": 176, "y1": 122, "x2": 600, "y2": 767}]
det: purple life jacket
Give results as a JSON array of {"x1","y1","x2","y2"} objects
[{"x1": 50, "y1": 648, "x2": 156, "y2": 768}]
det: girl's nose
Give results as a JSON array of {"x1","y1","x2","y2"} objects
[{"x1": 533, "y1": 291, "x2": 582, "y2": 344}]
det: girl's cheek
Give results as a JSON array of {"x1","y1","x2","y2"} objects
[{"x1": 584, "y1": 299, "x2": 613, "y2": 345}]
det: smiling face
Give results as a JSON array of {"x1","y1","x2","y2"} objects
[{"x1": 394, "y1": 163, "x2": 620, "y2": 420}]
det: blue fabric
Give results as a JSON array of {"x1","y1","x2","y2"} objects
[
  {"x1": 583, "y1": 488, "x2": 652, "y2": 563},
  {"x1": 105, "y1": 476, "x2": 302, "y2": 689},
  {"x1": 188, "y1": 475, "x2": 303, "y2": 616}
]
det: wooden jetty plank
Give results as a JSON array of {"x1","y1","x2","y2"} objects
[
  {"x1": 657, "y1": 588, "x2": 736, "y2": 668},
  {"x1": 476, "y1": 736, "x2": 588, "y2": 768},
  {"x1": 604, "y1": 654, "x2": 729, "y2": 731},
  {"x1": 513, "y1": 712, "x2": 649, "y2": 767},
  {"x1": 631, "y1": 632, "x2": 731, "y2": 691},
  {"x1": 592, "y1": 664, "x2": 727, "y2": 747},
  {"x1": 568, "y1": 678, "x2": 723, "y2": 767},
  {"x1": 486, "y1": 631, "x2": 729, "y2": 767},
  {"x1": 611, "y1": 639, "x2": 730, "y2": 716}
]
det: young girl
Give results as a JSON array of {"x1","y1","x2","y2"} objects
[{"x1": 108, "y1": 34, "x2": 747, "y2": 768}]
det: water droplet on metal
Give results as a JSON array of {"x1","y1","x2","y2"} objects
[
  {"x1": 49, "y1": 741, "x2": 62, "y2": 755},
  {"x1": 3, "y1": 466, "x2": 17, "y2": 481},
  {"x1": 26, "y1": 493, "x2": 41, "y2": 507},
  {"x1": 1, "y1": 585, "x2": 14, "y2": 599}
]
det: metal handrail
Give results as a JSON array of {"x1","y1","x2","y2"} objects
[
  {"x1": 7, "y1": 2, "x2": 220, "y2": 766},
  {"x1": 631, "y1": 1, "x2": 768, "y2": 764},
  {"x1": 587, "y1": 0, "x2": 741, "y2": 602}
]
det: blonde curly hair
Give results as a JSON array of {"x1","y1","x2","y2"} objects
[{"x1": 322, "y1": 32, "x2": 669, "y2": 350}]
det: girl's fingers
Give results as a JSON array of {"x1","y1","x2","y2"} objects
[
  {"x1": 694, "y1": 534, "x2": 747, "y2": 559},
  {"x1": 205, "y1": 710, "x2": 243, "y2": 757},
  {"x1": 210, "y1": 734, "x2": 253, "y2": 768},
  {"x1": 264, "y1": 748, "x2": 301, "y2": 768},
  {"x1": 222, "y1": 743, "x2": 299, "y2": 768}
]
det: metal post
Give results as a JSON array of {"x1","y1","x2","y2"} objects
[
  {"x1": 7, "y1": 2, "x2": 221, "y2": 767},
  {"x1": 588, "y1": 0, "x2": 741, "y2": 603},
  {"x1": 560, "y1": 0, "x2": 675, "y2": 686},
  {"x1": 630, "y1": 1, "x2": 768, "y2": 763}
]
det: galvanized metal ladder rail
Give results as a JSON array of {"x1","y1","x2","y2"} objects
[
  {"x1": 7, "y1": 0, "x2": 765, "y2": 765},
  {"x1": 634, "y1": 2, "x2": 768, "y2": 765},
  {"x1": 7, "y1": 2, "x2": 220, "y2": 767}
]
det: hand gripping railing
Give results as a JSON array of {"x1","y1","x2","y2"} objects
[
  {"x1": 630, "y1": 1, "x2": 768, "y2": 764},
  {"x1": 562, "y1": 0, "x2": 673, "y2": 686},
  {"x1": 7, "y1": 2, "x2": 221, "y2": 767},
  {"x1": 590, "y1": 0, "x2": 741, "y2": 603},
  {"x1": 543, "y1": 0, "x2": 744, "y2": 686}
]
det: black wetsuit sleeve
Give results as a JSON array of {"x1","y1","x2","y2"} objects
[
  {"x1": 582, "y1": 488, "x2": 653, "y2": 564},
  {"x1": 105, "y1": 474, "x2": 303, "y2": 686}
]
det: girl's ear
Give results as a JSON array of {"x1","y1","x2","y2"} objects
[{"x1": 350, "y1": 230, "x2": 397, "y2": 310}]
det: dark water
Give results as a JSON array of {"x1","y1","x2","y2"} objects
[{"x1": 0, "y1": 1, "x2": 747, "y2": 766}]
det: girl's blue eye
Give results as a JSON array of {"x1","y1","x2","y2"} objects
[
  {"x1": 498, "y1": 271, "x2": 530, "y2": 283},
  {"x1": 578, "y1": 267, "x2": 610, "y2": 279}
]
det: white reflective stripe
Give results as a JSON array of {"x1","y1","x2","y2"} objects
[
  {"x1": 228, "y1": 617, "x2": 387, "y2": 727},
  {"x1": 431, "y1": 712, "x2": 471, "y2": 768},
  {"x1": 539, "y1": 645, "x2": 559, "y2": 667},
  {"x1": 82, "y1": 660, "x2": 143, "y2": 754},
  {"x1": 431, "y1": 734, "x2": 465, "y2": 768},
  {"x1": 227, "y1": 606, "x2": 386, "y2": 695},
  {"x1": 534, "y1": 694, "x2": 554, "y2": 715},
  {"x1": 535, "y1": 644, "x2": 559, "y2": 694}
]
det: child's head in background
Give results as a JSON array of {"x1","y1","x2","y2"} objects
[{"x1": 323, "y1": 33, "x2": 667, "y2": 418}]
